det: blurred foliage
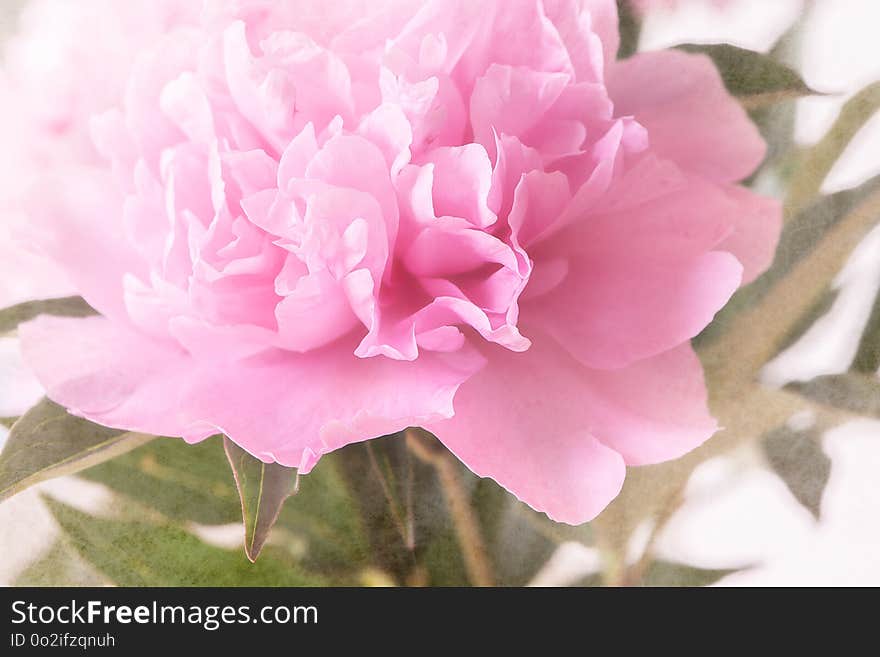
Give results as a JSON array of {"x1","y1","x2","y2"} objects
[
  {"x1": 677, "y1": 43, "x2": 819, "y2": 109},
  {"x1": 762, "y1": 423, "x2": 832, "y2": 519},
  {"x1": 785, "y1": 82, "x2": 880, "y2": 218},
  {"x1": 639, "y1": 562, "x2": 742, "y2": 587},
  {"x1": 852, "y1": 291, "x2": 880, "y2": 374},
  {"x1": 0, "y1": 296, "x2": 95, "y2": 336},
  {"x1": 16, "y1": 541, "x2": 108, "y2": 587},
  {"x1": 0, "y1": 398, "x2": 153, "y2": 502},
  {"x1": 41, "y1": 496, "x2": 324, "y2": 586},
  {"x1": 787, "y1": 375, "x2": 880, "y2": 419},
  {"x1": 20, "y1": 434, "x2": 577, "y2": 586},
  {"x1": 616, "y1": 0, "x2": 641, "y2": 59}
]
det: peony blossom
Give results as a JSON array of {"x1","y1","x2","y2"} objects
[{"x1": 4, "y1": 0, "x2": 780, "y2": 524}]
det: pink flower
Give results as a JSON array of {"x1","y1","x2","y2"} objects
[{"x1": 7, "y1": 0, "x2": 780, "y2": 524}]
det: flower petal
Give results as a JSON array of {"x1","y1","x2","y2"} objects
[
  {"x1": 18, "y1": 168, "x2": 148, "y2": 322},
  {"x1": 428, "y1": 331, "x2": 717, "y2": 524},
  {"x1": 19, "y1": 314, "x2": 486, "y2": 471},
  {"x1": 527, "y1": 171, "x2": 749, "y2": 369},
  {"x1": 606, "y1": 50, "x2": 766, "y2": 183}
]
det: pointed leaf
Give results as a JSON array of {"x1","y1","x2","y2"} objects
[
  {"x1": 676, "y1": 43, "x2": 819, "y2": 109},
  {"x1": 0, "y1": 398, "x2": 154, "y2": 501},
  {"x1": 762, "y1": 423, "x2": 831, "y2": 519},
  {"x1": 223, "y1": 437, "x2": 298, "y2": 562},
  {"x1": 43, "y1": 495, "x2": 324, "y2": 586},
  {"x1": 0, "y1": 296, "x2": 95, "y2": 335},
  {"x1": 788, "y1": 373, "x2": 880, "y2": 419}
]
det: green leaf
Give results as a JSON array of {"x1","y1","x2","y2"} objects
[
  {"x1": 787, "y1": 373, "x2": 880, "y2": 419},
  {"x1": 762, "y1": 423, "x2": 831, "y2": 519},
  {"x1": 0, "y1": 296, "x2": 96, "y2": 335},
  {"x1": 223, "y1": 437, "x2": 298, "y2": 562},
  {"x1": 335, "y1": 436, "x2": 422, "y2": 582},
  {"x1": 276, "y1": 451, "x2": 370, "y2": 573},
  {"x1": 677, "y1": 43, "x2": 819, "y2": 109},
  {"x1": 743, "y1": 3, "x2": 808, "y2": 177},
  {"x1": 852, "y1": 291, "x2": 880, "y2": 374},
  {"x1": 641, "y1": 561, "x2": 741, "y2": 587},
  {"x1": 616, "y1": 0, "x2": 640, "y2": 60},
  {"x1": 0, "y1": 398, "x2": 154, "y2": 502},
  {"x1": 80, "y1": 436, "x2": 241, "y2": 525},
  {"x1": 43, "y1": 495, "x2": 324, "y2": 586},
  {"x1": 473, "y1": 478, "x2": 561, "y2": 586},
  {"x1": 14, "y1": 540, "x2": 109, "y2": 587},
  {"x1": 81, "y1": 436, "x2": 370, "y2": 576}
]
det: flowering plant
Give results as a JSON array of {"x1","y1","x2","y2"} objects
[{"x1": 1, "y1": 0, "x2": 878, "y2": 586}]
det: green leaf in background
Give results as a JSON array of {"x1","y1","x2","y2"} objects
[
  {"x1": 15, "y1": 540, "x2": 109, "y2": 587},
  {"x1": 275, "y1": 451, "x2": 370, "y2": 574},
  {"x1": 852, "y1": 291, "x2": 880, "y2": 374},
  {"x1": 0, "y1": 398, "x2": 154, "y2": 502},
  {"x1": 79, "y1": 436, "x2": 370, "y2": 581},
  {"x1": 641, "y1": 561, "x2": 742, "y2": 587},
  {"x1": 785, "y1": 81, "x2": 880, "y2": 217},
  {"x1": 616, "y1": 0, "x2": 640, "y2": 60},
  {"x1": 42, "y1": 495, "x2": 324, "y2": 586},
  {"x1": 0, "y1": 296, "x2": 96, "y2": 335},
  {"x1": 787, "y1": 373, "x2": 880, "y2": 419},
  {"x1": 223, "y1": 437, "x2": 298, "y2": 562},
  {"x1": 474, "y1": 478, "x2": 562, "y2": 586},
  {"x1": 743, "y1": 6, "x2": 810, "y2": 181},
  {"x1": 762, "y1": 423, "x2": 831, "y2": 519},
  {"x1": 774, "y1": 288, "x2": 839, "y2": 355},
  {"x1": 335, "y1": 436, "x2": 426, "y2": 583},
  {"x1": 80, "y1": 436, "x2": 241, "y2": 525},
  {"x1": 0, "y1": 416, "x2": 17, "y2": 428},
  {"x1": 677, "y1": 43, "x2": 820, "y2": 110}
]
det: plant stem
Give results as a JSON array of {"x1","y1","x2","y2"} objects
[
  {"x1": 365, "y1": 442, "x2": 412, "y2": 549},
  {"x1": 785, "y1": 81, "x2": 880, "y2": 219},
  {"x1": 406, "y1": 430, "x2": 495, "y2": 587},
  {"x1": 622, "y1": 487, "x2": 684, "y2": 586}
]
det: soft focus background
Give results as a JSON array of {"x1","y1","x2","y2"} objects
[{"x1": 1, "y1": 0, "x2": 879, "y2": 586}]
